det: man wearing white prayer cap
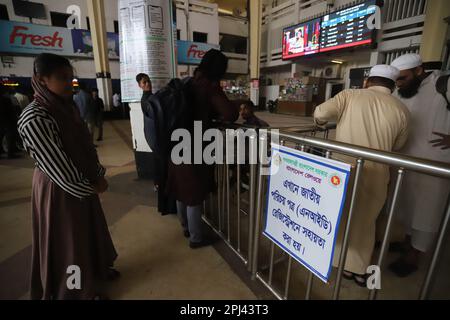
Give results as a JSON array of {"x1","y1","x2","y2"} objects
[
  {"x1": 314, "y1": 64, "x2": 410, "y2": 287},
  {"x1": 389, "y1": 54, "x2": 450, "y2": 278},
  {"x1": 368, "y1": 64, "x2": 400, "y2": 82},
  {"x1": 391, "y1": 53, "x2": 423, "y2": 72}
]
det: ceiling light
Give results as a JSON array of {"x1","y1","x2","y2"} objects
[{"x1": 218, "y1": 8, "x2": 233, "y2": 15}]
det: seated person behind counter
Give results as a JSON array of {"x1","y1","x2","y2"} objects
[{"x1": 240, "y1": 101, "x2": 269, "y2": 128}]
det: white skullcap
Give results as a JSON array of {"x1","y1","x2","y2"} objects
[
  {"x1": 369, "y1": 64, "x2": 400, "y2": 82},
  {"x1": 391, "y1": 53, "x2": 423, "y2": 71}
]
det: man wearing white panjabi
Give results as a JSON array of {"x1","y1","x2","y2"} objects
[
  {"x1": 314, "y1": 65, "x2": 410, "y2": 287},
  {"x1": 389, "y1": 54, "x2": 450, "y2": 277}
]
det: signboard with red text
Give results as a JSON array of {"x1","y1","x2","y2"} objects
[
  {"x1": 0, "y1": 20, "x2": 120, "y2": 59},
  {"x1": 0, "y1": 19, "x2": 219, "y2": 67},
  {"x1": 0, "y1": 20, "x2": 75, "y2": 56},
  {"x1": 177, "y1": 40, "x2": 220, "y2": 65}
]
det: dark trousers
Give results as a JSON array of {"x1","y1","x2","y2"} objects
[
  {"x1": 155, "y1": 153, "x2": 177, "y2": 215},
  {"x1": 0, "y1": 123, "x2": 19, "y2": 155},
  {"x1": 96, "y1": 115, "x2": 104, "y2": 141}
]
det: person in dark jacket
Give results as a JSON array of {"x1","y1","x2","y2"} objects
[
  {"x1": 91, "y1": 88, "x2": 104, "y2": 141},
  {"x1": 166, "y1": 49, "x2": 239, "y2": 248},
  {"x1": 137, "y1": 73, "x2": 153, "y2": 109},
  {"x1": 137, "y1": 73, "x2": 177, "y2": 216},
  {"x1": 74, "y1": 82, "x2": 96, "y2": 143},
  {"x1": 0, "y1": 85, "x2": 21, "y2": 158},
  {"x1": 240, "y1": 101, "x2": 269, "y2": 128}
]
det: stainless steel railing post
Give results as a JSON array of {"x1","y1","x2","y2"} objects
[
  {"x1": 251, "y1": 134, "x2": 267, "y2": 278},
  {"x1": 420, "y1": 194, "x2": 450, "y2": 300},
  {"x1": 333, "y1": 159, "x2": 365, "y2": 300},
  {"x1": 247, "y1": 133, "x2": 258, "y2": 272},
  {"x1": 369, "y1": 168, "x2": 405, "y2": 300}
]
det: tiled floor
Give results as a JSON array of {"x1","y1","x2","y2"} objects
[
  {"x1": 1, "y1": 114, "x2": 448, "y2": 300},
  {"x1": 0, "y1": 120, "x2": 257, "y2": 300}
]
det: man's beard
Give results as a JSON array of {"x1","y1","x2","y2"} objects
[{"x1": 398, "y1": 77, "x2": 422, "y2": 98}]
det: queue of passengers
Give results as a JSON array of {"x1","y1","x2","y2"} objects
[{"x1": 15, "y1": 50, "x2": 449, "y2": 299}]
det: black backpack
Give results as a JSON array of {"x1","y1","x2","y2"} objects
[
  {"x1": 436, "y1": 74, "x2": 450, "y2": 111},
  {"x1": 141, "y1": 77, "x2": 193, "y2": 155}
]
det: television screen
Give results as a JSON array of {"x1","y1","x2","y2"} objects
[
  {"x1": 282, "y1": 18, "x2": 321, "y2": 60},
  {"x1": 12, "y1": 0, "x2": 47, "y2": 20},
  {"x1": 320, "y1": 0, "x2": 377, "y2": 53}
]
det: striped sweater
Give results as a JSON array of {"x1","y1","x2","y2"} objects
[{"x1": 18, "y1": 102, "x2": 105, "y2": 199}]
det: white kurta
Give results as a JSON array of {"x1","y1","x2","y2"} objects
[
  {"x1": 314, "y1": 86, "x2": 410, "y2": 274},
  {"x1": 394, "y1": 71, "x2": 450, "y2": 252}
]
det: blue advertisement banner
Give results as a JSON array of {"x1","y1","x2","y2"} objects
[
  {"x1": 71, "y1": 29, "x2": 120, "y2": 60},
  {"x1": 0, "y1": 20, "x2": 120, "y2": 59},
  {"x1": 0, "y1": 20, "x2": 75, "y2": 56},
  {"x1": 0, "y1": 20, "x2": 219, "y2": 65}
]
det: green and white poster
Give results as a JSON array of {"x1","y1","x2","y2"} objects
[{"x1": 119, "y1": 0, "x2": 177, "y2": 102}]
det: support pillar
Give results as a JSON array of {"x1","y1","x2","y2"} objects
[
  {"x1": 420, "y1": 0, "x2": 450, "y2": 62},
  {"x1": 87, "y1": 0, "x2": 113, "y2": 110},
  {"x1": 249, "y1": 0, "x2": 262, "y2": 107}
]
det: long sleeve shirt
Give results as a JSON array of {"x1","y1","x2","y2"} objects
[
  {"x1": 314, "y1": 86, "x2": 410, "y2": 152},
  {"x1": 394, "y1": 70, "x2": 450, "y2": 162},
  {"x1": 18, "y1": 103, "x2": 105, "y2": 199},
  {"x1": 73, "y1": 90, "x2": 96, "y2": 123},
  {"x1": 315, "y1": 86, "x2": 410, "y2": 275}
]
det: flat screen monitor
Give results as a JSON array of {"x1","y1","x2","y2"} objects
[
  {"x1": 12, "y1": 0, "x2": 47, "y2": 20},
  {"x1": 282, "y1": 17, "x2": 321, "y2": 60},
  {"x1": 320, "y1": 0, "x2": 377, "y2": 53}
]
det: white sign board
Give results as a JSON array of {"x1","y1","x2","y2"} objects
[
  {"x1": 264, "y1": 144, "x2": 352, "y2": 282},
  {"x1": 119, "y1": 0, "x2": 177, "y2": 102}
]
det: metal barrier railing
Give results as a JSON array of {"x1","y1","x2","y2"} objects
[
  {"x1": 202, "y1": 123, "x2": 332, "y2": 272},
  {"x1": 250, "y1": 130, "x2": 450, "y2": 300},
  {"x1": 203, "y1": 123, "x2": 449, "y2": 300}
]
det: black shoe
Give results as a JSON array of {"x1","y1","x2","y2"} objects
[
  {"x1": 184, "y1": 230, "x2": 190, "y2": 238},
  {"x1": 389, "y1": 259, "x2": 418, "y2": 278},
  {"x1": 353, "y1": 274, "x2": 369, "y2": 288},
  {"x1": 97, "y1": 138, "x2": 103, "y2": 142},
  {"x1": 342, "y1": 270, "x2": 355, "y2": 280},
  {"x1": 375, "y1": 241, "x2": 408, "y2": 253},
  {"x1": 189, "y1": 237, "x2": 219, "y2": 249},
  {"x1": 189, "y1": 240, "x2": 211, "y2": 249},
  {"x1": 342, "y1": 271, "x2": 368, "y2": 288},
  {"x1": 342, "y1": 271, "x2": 369, "y2": 288},
  {"x1": 106, "y1": 268, "x2": 121, "y2": 281},
  {"x1": 389, "y1": 242, "x2": 408, "y2": 253}
]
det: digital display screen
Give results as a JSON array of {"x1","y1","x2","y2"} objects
[
  {"x1": 282, "y1": 18, "x2": 321, "y2": 60},
  {"x1": 320, "y1": 0, "x2": 377, "y2": 52}
]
